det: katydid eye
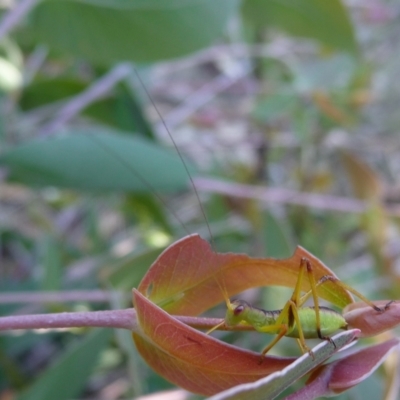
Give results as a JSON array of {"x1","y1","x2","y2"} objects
[{"x1": 234, "y1": 305, "x2": 244, "y2": 315}]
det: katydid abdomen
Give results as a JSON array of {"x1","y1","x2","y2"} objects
[{"x1": 286, "y1": 306, "x2": 347, "y2": 339}]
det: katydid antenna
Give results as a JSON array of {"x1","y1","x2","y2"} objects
[{"x1": 132, "y1": 67, "x2": 215, "y2": 249}]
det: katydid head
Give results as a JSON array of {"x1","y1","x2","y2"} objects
[
  {"x1": 225, "y1": 299, "x2": 251, "y2": 327},
  {"x1": 205, "y1": 275, "x2": 238, "y2": 334},
  {"x1": 212, "y1": 275, "x2": 250, "y2": 326},
  {"x1": 206, "y1": 295, "x2": 248, "y2": 334}
]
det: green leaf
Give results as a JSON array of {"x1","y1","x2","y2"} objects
[
  {"x1": 85, "y1": 84, "x2": 155, "y2": 138},
  {"x1": 262, "y1": 212, "x2": 293, "y2": 258},
  {"x1": 252, "y1": 92, "x2": 298, "y2": 125},
  {"x1": 1, "y1": 130, "x2": 197, "y2": 192},
  {"x1": 30, "y1": 0, "x2": 240, "y2": 64},
  {"x1": 40, "y1": 235, "x2": 62, "y2": 291},
  {"x1": 20, "y1": 79, "x2": 87, "y2": 110},
  {"x1": 124, "y1": 193, "x2": 173, "y2": 234},
  {"x1": 100, "y1": 246, "x2": 165, "y2": 290},
  {"x1": 291, "y1": 54, "x2": 357, "y2": 92},
  {"x1": 21, "y1": 80, "x2": 155, "y2": 138},
  {"x1": 242, "y1": 0, "x2": 357, "y2": 54},
  {"x1": 17, "y1": 329, "x2": 112, "y2": 400}
]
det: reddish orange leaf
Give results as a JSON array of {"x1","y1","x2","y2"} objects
[
  {"x1": 343, "y1": 300, "x2": 400, "y2": 337},
  {"x1": 299, "y1": 338, "x2": 400, "y2": 398},
  {"x1": 132, "y1": 289, "x2": 294, "y2": 395},
  {"x1": 328, "y1": 338, "x2": 399, "y2": 393},
  {"x1": 138, "y1": 234, "x2": 353, "y2": 315}
]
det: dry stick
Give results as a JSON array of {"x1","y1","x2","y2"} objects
[
  {"x1": 39, "y1": 63, "x2": 133, "y2": 137},
  {"x1": 152, "y1": 42, "x2": 301, "y2": 84},
  {"x1": 0, "y1": 0, "x2": 39, "y2": 40},
  {"x1": 23, "y1": 45, "x2": 49, "y2": 85},
  {"x1": 193, "y1": 177, "x2": 400, "y2": 217},
  {"x1": 36, "y1": 51, "x2": 250, "y2": 137},
  {"x1": 3, "y1": 179, "x2": 397, "y2": 307},
  {"x1": 155, "y1": 64, "x2": 251, "y2": 135},
  {"x1": 0, "y1": 290, "x2": 129, "y2": 304},
  {"x1": 16, "y1": 43, "x2": 281, "y2": 134},
  {"x1": 0, "y1": 309, "x2": 137, "y2": 331}
]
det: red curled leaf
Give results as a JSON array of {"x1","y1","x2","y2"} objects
[
  {"x1": 288, "y1": 338, "x2": 400, "y2": 399},
  {"x1": 328, "y1": 338, "x2": 400, "y2": 392},
  {"x1": 138, "y1": 234, "x2": 353, "y2": 315},
  {"x1": 343, "y1": 300, "x2": 400, "y2": 337},
  {"x1": 132, "y1": 289, "x2": 295, "y2": 396}
]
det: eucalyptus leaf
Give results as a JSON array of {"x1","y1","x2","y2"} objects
[
  {"x1": 1, "y1": 130, "x2": 197, "y2": 192},
  {"x1": 17, "y1": 329, "x2": 112, "y2": 400},
  {"x1": 30, "y1": 0, "x2": 240, "y2": 64},
  {"x1": 242, "y1": 0, "x2": 357, "y2": 54}
]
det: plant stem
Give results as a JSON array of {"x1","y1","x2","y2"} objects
[
  {"x1": 0, "y1": 309, "x2": 138, "y2": 331},
  {"x1": 194, "y1": 177, "x2": 400, "y2": 216},
  {"x1": 0, "y1": 309, "x2": 253, "y2": 332}
]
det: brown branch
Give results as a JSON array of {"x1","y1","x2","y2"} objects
[
  {"x1": 0, "y1": 290, "x2": 129, "y2": 304},
  {"x1": 0, "y1": 0, "x2": 39, "y2": 40},
  {"x1": 40, "y1": 63, "x2": 132, "y2": 136},
  {"x1": 0, "y1": 309, "x2": 138, "y2": 331},
  {"x1": 193, "y1": 177, "x2": 400, "y2": 217},
  {"x1": 156, "y1": 65, "x2": 251, "y2": 134},
  {"x1": 0, "y1": 309, "x2": 253, "y2": 332}
]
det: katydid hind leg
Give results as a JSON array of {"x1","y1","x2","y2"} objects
[
  {"x1": 302, "y1": 259, "x2": 337, "y2": 346},
  {"x1": 316, "y1": 275, "x2": 393, "y2": 313},
  {"x1": 288, "y1": 301, "x2": 314, "y2": 358},
  {"x1": 302, "y1": 258, "x2": 325, "y2": 343},
  {"x1": 288, "y1": 257, "x2": 327, "y2": 345}
]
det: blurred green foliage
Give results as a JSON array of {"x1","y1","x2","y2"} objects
[{"x1": 0, "y1": 0, "x2": 399, "y2": 399}]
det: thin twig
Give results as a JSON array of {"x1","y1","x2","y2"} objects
[
  {"x1": 193, "y1": 177, "x2": 400, "y2": 217},
  {"x1": 0, "y1": 0, "x2": 39, "y2": 41},
  {"x1": 23, "y1": 45, "x2": 49, "y2": 85},
  {"x1": 40, "y1": 63, "x2": 133, "y2": 136},
  {"x1": 152, "y1": 42, "x2": 305, "y2": 83},
  {"x1": 0, "y1": 309, "x2": 138, "y2": 331},
  {"x1": 0, "y1": 290, "x2": 129, "y2": 304},
  {"x1": 155, "y1": 64, "x2": 252, "y2": 134}
]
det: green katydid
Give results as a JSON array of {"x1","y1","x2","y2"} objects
[
  {"x1": 207, "y1": 257, "x2": 393, "y2": 359},
  {"x1": 131, "y1": 70, "x2": 394, "y2": 358}
]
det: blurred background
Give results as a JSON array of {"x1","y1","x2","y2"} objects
[{"x1": 0, "y1": 0, "x2": 400, "y2": 399}]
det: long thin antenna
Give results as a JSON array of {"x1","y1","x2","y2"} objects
[
  {"x1": 132, "y1": 67, "x2": 215, "y2": 249},
  {"x1": 89, "y1": 133, "x2": 191, "y2": 236}
]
